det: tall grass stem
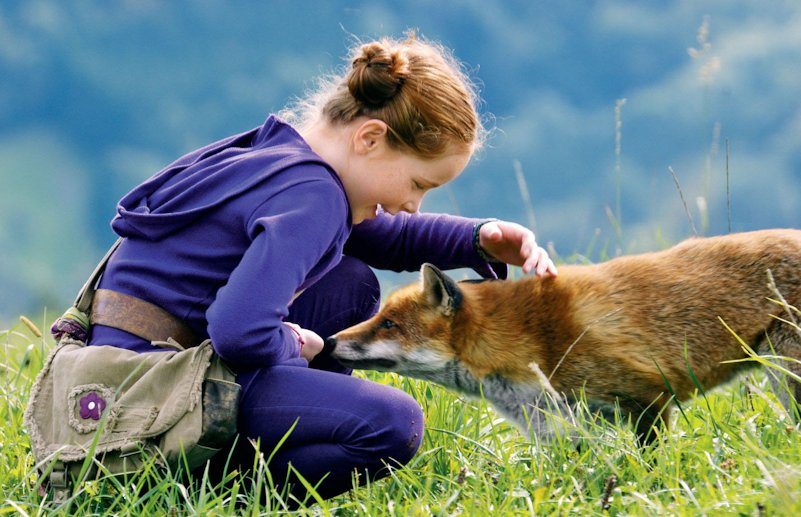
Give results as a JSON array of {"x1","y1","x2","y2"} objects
[
  {"x1": 614, "y1": 99, "x2": 626, "y2": 237},
  {"x1": 668, "y1": 166, "x2": 698, "y2": 236},
  {"x1": 726, "y1": 138, "x2": 732, "y2": 233},
  {"x1": 513, "y1": 160, "x2": 537, "y2": 232}
]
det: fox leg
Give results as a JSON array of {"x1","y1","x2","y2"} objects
[
  {"x1": 761, "y1": 320, "x2": 801, "y2": 419},
  {"x1": 634, "y1": 405, "x2": 667, "y2": 446},
  {"x1": 616, "y1": 397, "x2": 669, "y2": 447},
  {"x1": 491, "y1": 396, "x2": 575, "y2": 443}
]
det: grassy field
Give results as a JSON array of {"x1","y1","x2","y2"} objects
[{"x1": 2, "y1": 311, "x2": 801, "y2": 516}]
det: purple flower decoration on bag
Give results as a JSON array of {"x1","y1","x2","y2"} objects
[{"x1": 79, "y1": 392, "x2": 106, "y2": 420}]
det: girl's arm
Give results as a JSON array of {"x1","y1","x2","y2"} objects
[
  {"x1": 344, "y1": 210, "x2": 507, "y2": 279},
  {"x1": 206, "y1": 179, "x2": 348, "y2": 369}
]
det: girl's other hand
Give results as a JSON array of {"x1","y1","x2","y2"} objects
[
  {"x1": 285, "y1": 322, "x2": 325, "y2": 360},
  {"x1": 478, "y1": 220, "x2": 558, "y2": 277}
]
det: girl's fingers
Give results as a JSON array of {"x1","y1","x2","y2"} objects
[
  {"x1": 522, "y1": 246, "x2": 543, "y2": 275},
  {"x1": 547, "y1": 258, "x2": 558, "y2": 276},
  {"x1": 524, "y1": 247, "x2": 557, "y2": 277},
  {"x1": 535, "y1": 251, "x2": 547, "y2": 276},
  {"x1": 534, "y1": 247, "x2": 550, "y2": 276}
]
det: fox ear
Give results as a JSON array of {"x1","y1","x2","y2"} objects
[{"x1": 421, "y1": 263, "x2": 462, "y2": 316}]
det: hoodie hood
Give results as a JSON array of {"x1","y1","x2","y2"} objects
[{"x1": 112, "y1": 116, "x2": 336, "y2": 240}]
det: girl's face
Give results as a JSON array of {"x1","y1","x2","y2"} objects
[{"x1": 343, "y1": 122, "x2": 471, "y2": 224}]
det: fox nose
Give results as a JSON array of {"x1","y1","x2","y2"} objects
[{"x1": 323, "y1": 336, "x2": 337, "y2": 355}]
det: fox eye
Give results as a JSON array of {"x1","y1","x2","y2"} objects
[{"x1": 378, "y1": 318, "x2": 397, "y2": 329}]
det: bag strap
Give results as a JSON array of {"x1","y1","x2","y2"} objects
[
  {"x1": 73, "y1": 238, "x2": 199, "y2": 348},
  {"x1": 74, "y1": 238, "x2": 123, "y2": 314}
]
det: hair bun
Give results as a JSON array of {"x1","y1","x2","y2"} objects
[{"x1": 348, "y1": 42, "x2": 408, "y2": 108}]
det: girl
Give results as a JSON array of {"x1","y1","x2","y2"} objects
[{"x1": 88, "y1": 35, "x2": 556, "y2": 501}]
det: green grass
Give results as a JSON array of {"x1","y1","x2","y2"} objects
[{"x1": 3, "y1": 314, "x2": 801, "y2": 515}]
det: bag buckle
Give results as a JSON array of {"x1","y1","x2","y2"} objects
[{"x1": 48, "y1": 461, "x2": 70, "y2": 503}]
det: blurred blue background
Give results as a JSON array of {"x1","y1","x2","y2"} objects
[{"x1": 2, "y1": 1, "x2": 800, "y2": 323}]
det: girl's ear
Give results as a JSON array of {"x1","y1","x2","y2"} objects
[{"x1": 352, "y1": 119, "x2": 389, "y2": 155}]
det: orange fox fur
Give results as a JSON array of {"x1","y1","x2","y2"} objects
[{"x1": 330, "y1": 229, "x2": 801, "y2": 443}]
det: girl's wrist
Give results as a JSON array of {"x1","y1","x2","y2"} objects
[{"x1": 473, "y1": 219, "x2": 500, "y2": 263}]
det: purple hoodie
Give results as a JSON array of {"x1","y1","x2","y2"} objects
[{"x1": 90, "y1": 116, "x2": 505, "y2": 369}]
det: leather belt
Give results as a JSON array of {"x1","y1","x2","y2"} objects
[{"x1": 91, "y1": 289, "x2": 199, "y2": 348}]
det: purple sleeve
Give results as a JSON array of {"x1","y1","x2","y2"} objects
[
  {"x1": 206, "y1": 179, "x2": 347, "y2": 369},
  {"x1": 344, "y1": 210, "x2": 507, "y2": 279}
]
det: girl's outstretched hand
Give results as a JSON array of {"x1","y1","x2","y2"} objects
[
  {"x1": 478, "y1": 220, "x2": 558, "y2": 277},
  {"x1": 285, "y1": 322, "x2": 324, "y2": 360}
]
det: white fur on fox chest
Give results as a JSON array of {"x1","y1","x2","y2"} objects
[
  {"x1": 413, "y1": 359, "x2": 571, "y2": 441},
  {"x1": 342, "y1": 339, "x2": 572, "y2": 441}
]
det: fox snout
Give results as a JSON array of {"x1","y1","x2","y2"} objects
[
  {"x1": 326, "y1": 335, "x2": 401, "y2": 370},
  {"x1": 322, "y1": 336, "x2": 338, "y2": 355}
]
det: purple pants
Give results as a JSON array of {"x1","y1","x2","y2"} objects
[{"x1": 206, "y1": 257, "x2": 424, "y2": 501}]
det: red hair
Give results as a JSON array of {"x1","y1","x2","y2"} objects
[{"x1": 285, "y1": 34, "x2": 485, "y2": 158}]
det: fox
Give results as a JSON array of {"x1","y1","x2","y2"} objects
[{"x1": 328, "y1": 229, "x2": 801, "y2": 444}]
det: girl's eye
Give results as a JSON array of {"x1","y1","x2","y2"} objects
[
  {"x1": 378, "y1": 319, "x2": 397, "y2": 329},
  {"x1": 413, "y1": 180, "x2": 424, "y2": 190}
]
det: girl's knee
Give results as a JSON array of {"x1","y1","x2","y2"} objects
[
  {"x1": 336, "y1": 256, "x2": 380, "y2": 321},
  {"x1": 371, "y1": 389, "x2": 424, "y2": 466}
]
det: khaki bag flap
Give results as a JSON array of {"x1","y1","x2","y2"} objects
[{"x1": 24, "y1": 338, "x2": 215, "y2": 464}]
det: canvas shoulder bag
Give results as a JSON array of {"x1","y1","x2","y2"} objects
[{"x1": 23, "y1": 239, "x2": 241, "y2": 503}]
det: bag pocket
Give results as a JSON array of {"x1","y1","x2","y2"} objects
[{"x1": 199, "y1": 378, "x2": 241, "y2": 449}]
